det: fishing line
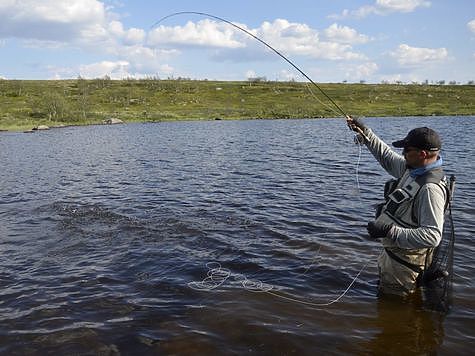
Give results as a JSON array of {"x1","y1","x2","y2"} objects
[
  {"x1": 303, "y1": 76, "x2": 364, "y2": 193},
  {"x1": 189, "y1": 257, "x2": 373, "y2": 307},
  {"x1": 355, "y1": 142, "x2": 363, "y2": 192},
  {"x1": 189, "y1": 246, "x2": 321, "y2": 292},
  {"x1": 151, "y1": 11, "x2": 349, "y2": 119},
  {"x1": 303, "y1": 81, "x2": 342, "y2": 118},
  {"x1": 188, "y1": 244, "x2": 322, "y2": 292},
  {"x1": 297, "y1": 245, "x2": 322, "y2": 276},
  {"x1": 266, "y1": 258, "x2": 371, "y2": 307}
]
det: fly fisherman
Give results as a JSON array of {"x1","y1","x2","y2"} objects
[{"x1": 347, "y1": 117, "x2": 448, "y2": 297}]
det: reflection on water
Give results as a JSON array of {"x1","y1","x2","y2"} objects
[
  {"x1": 0, "y1": 116, "x2": 474, "y2": 354},
  {"x1": 364, "y1": 294, "x2": 445, "y2": 354}
]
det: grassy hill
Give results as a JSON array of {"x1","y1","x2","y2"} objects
[{"x1": 1, "y1": 78, "x2": 474, "y2": 131}]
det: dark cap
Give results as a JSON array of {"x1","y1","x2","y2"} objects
[{"x1": 392, "y1": 127, "x2": 442, "y2": 151}]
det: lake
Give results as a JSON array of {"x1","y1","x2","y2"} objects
[{"x1": 1, "y1": 116, "x2": 474, "y2": 354}]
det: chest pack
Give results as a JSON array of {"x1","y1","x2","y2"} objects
[{"x1": 376, "y1": 167, "x2": 447, "y2": 226}]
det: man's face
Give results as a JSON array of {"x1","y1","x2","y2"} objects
[{"x1": 403, "y1": 146, "x2": 423, "y2": 168}]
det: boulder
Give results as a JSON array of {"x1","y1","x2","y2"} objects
[
  {"x1": 33, "y1": 125, "x2": 50, "y2": 130},
  {"x1": 103, "y1": 118, "x2": 124, "y2": 125}
]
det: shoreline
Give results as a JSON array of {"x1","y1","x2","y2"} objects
[
  {"x1": 2, "y1": 114, "x2": 474, "y2": 133},
  {"x1": 1, "y1": 79, "x2": 475, "y2": 132}
]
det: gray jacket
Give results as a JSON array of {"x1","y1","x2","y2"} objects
[{"x1": 363, "y1": 128, "x2": 447, "y2": 250}]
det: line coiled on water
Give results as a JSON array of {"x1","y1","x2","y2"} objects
[{"x1": 189, "y1": 255, "x2": 375, "y2": 307}]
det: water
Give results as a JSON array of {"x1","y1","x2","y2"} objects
[{"x1": 1, "y1": 116, "x2": 474, "y2": 354}]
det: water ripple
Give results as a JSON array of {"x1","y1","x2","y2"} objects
[{"x1": 1, "y1": 117, "x2": 474, "y2": 354}]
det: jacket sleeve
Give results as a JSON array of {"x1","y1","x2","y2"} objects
[
  {"x1": 363, "y1": 128, "x2": 406, "y2": 179},
  {"x1": 390, "y1": 183, "x2": 446, "y2": 249}
]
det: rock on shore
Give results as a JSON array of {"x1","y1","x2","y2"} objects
[
  {"x1": 33, "y1": 125, "x2": 50, "y2": 130},
  {"x1": 103, "y1": 118, "x2": 124, "y2": 125}
]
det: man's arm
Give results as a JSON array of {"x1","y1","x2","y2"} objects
[
  {"x1": 346, "y1": 117, "x2": 406, "y2": 178},
  {"x1": 364, "y1": 129, "x2": 407, "y2": 179}
]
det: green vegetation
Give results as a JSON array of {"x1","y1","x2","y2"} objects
[{"x1": 1, "y1": 78, "x2": 474, "y2": 131}]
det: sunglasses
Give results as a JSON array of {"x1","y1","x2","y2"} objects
[{"x1": 402, "y1": 147, "x2": 420, "y2": 153}]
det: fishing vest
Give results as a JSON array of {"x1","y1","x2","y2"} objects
[{"x1": 375, "y1": 167, "x2": 448, "y2": 272}]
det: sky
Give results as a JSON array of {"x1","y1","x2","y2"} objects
[{"x1": 0, "y1": 0, "x2": 474, "y2": 83}]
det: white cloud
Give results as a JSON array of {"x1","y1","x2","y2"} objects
[
  {"x1": 79, "y1": 60, "x2": 130, "y2": 79},
  {"x1": 323, "y1": 23, "x2": 370, "y2": 44},
  {"x1": 0, "y1": 1, "x2": 148, "y2": 50},
  {"x1": 0, "y1": 2, "x2": 369, "y2": 79},
  {"x1": 355, "y1": 62, "x2": 379, "y2": 77},
  {"x1": 380, "y1": 73, "x2": 403, "y2": 83},
  {"x1": 77, "y1": 58, "x2": 175, "y2": 79},
  {"x1": 115, "y1": 45, "x2": 179, "y2": 73},
  {"x1": 245, "y1": 70, "x2": 256, "y2": 79},
  {"x1": 343, "y1": 62, "x2": 379, "y2": 81},
  {"x1": 390, "y1": 44, "x2": 448, "y2": 66},
  {"x1": 330, "y1": 0, "x2": 431, "y2": 19},
  {"x1": 108, "y1": 21, "x2": 145, "y2": 45},
  {"x1": 124, "y1": 28, "x2": 145, "y2": 45},
  {"x1": 0, "y1": 0, "x2": 108, "y2": 41},
  {"x1": 148, "y1": 19, "x2": 245, "y2": 49},
  {"x1": 256, "y1": 19, "x2": 366, "y2": 60},
  {"x1": 149, "y1": 18, "x2": 367, "y2": 61},
  {"x1": 0, "y1": 1, "x2": 175, "y2": 79},
  {"x1": 376, "y1": 0, "x2": 431, "y2": 12},
  {"x1": 468, "y1": 19, "x2": 475, "y2": 34}
]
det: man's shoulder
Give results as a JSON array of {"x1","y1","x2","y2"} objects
[{"x1": 417, "y1": 181, "x2": 448, "y2": 202}]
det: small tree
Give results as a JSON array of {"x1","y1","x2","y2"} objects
[
  {"x1": 77, "y1": 77, "x2": 89, "y2": 119},
  {"x1": 41, "y1": 93, "x2": 69, "y2": 121}
]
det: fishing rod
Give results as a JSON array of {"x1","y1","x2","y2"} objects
[
  {"x1": 152, "y1": 12, "x2": 372, "y2": 305},
  {"x1": 151, "y1": 11, "x2": 350, "y2": 119}
]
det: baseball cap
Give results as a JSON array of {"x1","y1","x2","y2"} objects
[{"x1": 392, "y1": 127, "x2": 442, "y2": 151}]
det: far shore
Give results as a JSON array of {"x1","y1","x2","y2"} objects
[
  {"x1": 3, "y1": 114, "x2": 475, "y2": 134},
  {"x1": 1, "y1": 79, "x2": 475, "y2": 132}
]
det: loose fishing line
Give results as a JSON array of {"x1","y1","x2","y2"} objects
[
  {"x1": 189, "y1": 246, "x2": 322, "y2": 293},
  {"x1": 355, "y1": 142, "x2": 363, "y2": 192},
  {"x1": 154, "y1": 11, "x2": 370, "y2": 306},
  {"x1": 188, "y1": 246, "x2": 380, "y2": 308},
  {"x1": 188, "y1": 256, "x2": 375, "y2": 307}
]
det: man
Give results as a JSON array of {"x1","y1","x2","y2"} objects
[{"x1": 347, "y1": 117, "x2": 448, "y2": 296}]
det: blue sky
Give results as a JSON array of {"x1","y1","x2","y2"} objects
[{"x1": 1, "y1": 0, "x2": 474, "y2": 83}]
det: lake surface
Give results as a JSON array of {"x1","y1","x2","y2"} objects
[{"x1": 1, "y1": 116, "x2": 474, "y2": 354}]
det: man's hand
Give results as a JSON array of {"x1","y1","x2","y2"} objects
[
  {"x1": 346, "y1": 116, "x2": 367, "y2": 134},
  {"x1": 367, "y1": 221, "x2": 392, "y2": 240}
]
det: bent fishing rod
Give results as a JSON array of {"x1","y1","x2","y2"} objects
[{"x1": 151, "y1": 11, "x2": 351, "y2": 120}]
